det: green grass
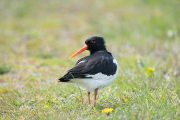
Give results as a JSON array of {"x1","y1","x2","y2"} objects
[
  {"x1": 0, "y1": 64, "x2": 11, "y2": 75},
  {"x1": 0, "y1": 0, "x2": 180, "y2": 119}
]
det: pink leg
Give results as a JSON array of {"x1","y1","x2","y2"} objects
[
  {"x1": 87, "y1": 91, "x2": 90, "y2": 105},
  {"x1": 94, "y1": 88, "x2": 98, "y2": 107}
]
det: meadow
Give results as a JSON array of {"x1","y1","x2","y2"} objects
[{"x1": 0, "y1": 0, "x2": 180, "y2": 119}]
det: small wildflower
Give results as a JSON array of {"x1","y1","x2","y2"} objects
[
  {"x1": 121, "y1": 96, "x2": 133, "y2": 104},
  {"x1": 144, "y1": 67, "x2": 154, "y2": 77},
  {"x1": 102, "y1": 108, "x2": 113, "y2": 114},
  {"x1": 148, "y1": 67, "x2": 155, "y2": 72},
  {"x1": 121, "y1": 97, "x2": 128, "y2": 104},
  {"x1": 167, "y1": 30, "x2": 173, "y2": 38}
]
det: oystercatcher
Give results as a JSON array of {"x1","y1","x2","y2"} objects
[{"x1": 59, "y1": 36, "x2": 118, "y2": 107}]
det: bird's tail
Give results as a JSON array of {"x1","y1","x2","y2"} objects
[{"x1": 58, "y1": 76, "x2": 70, "y2": 82}]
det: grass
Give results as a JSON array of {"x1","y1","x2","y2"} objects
[
  {"x1": 0, "y1": 64, "x2": 11, "y2": 75},
  {"x1": 0, "y1": 0, "x2": 180, "y2": 119}
]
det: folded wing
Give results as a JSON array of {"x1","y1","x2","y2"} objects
[{"x1": 59, "y1": 55, "x2": 117, "y2": 82}]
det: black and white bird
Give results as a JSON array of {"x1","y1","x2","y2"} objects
[{"x1": 59, "y1": 36, "x2": 118, "y2": 107}]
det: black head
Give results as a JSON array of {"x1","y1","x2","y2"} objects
[
  {"x1": 85, "y1": 36, "x2": 107, "y2": 54},
  {"x1": 69, "y1": 36, "x2": 109, "y2": 59}
]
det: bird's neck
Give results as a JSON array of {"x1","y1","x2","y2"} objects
[{"x1": 90, "y1": 47, "x2": 107, "y2": 55}]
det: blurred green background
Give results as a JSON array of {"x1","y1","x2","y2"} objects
[{"x1": 0, "y1": 0, "x2": 180, "y2": 119}]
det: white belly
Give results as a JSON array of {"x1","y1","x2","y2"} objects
[{"x1": 71, "y1": 59, "x2": 118, "y2": 92}]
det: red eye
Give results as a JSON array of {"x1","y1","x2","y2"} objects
[{"x1": 90, "y1": 40, "x2": 94, "y2": 43}]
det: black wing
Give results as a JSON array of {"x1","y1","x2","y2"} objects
[{"x1": 59, "y1": 53, "x2": 117, "y2": 82}]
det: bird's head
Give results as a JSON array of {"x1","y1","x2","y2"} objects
[{"x1": 69, "y1": 36, "x2": 107, "y2": 59}]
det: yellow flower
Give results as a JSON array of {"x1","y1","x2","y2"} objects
[
  {"x1": 121, "y1": 97, "x2": 129, "y2": 104},
  {"x1": 102, "y1": 108, "x2": 113, "y2": 114},
  {"x1": 148, "y1": 67, "x2": 154, "y2": 72}
]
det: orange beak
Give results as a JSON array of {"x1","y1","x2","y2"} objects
[{"x1": 69, "y1": 45, "x2": 88, "y2": 59}]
